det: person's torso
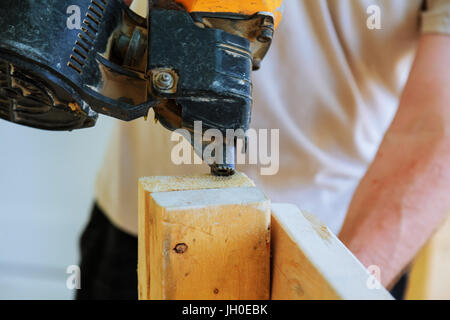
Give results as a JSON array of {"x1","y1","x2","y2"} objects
[{"x1": 96, "y1": 0, "x2": 423, "y2": 235}]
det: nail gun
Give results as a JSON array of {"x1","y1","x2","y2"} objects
[{"x1": 0, "y1": 0, "x2": 283, "y2": 176}]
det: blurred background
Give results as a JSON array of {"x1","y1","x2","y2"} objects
[{"x1": 0, "y1": 117, "x2": 115, "y2": 299}]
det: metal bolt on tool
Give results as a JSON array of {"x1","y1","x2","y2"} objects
[{"x1": 154, "y1": 71, "x2": 174, "y2": 90}]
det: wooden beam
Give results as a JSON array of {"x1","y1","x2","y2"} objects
[
  {"x1": 138, "y1": 173, "x2": 271, "y2": 300},
  {"x1": 406, "y1": 212, "x2": 450, "y2": 300},
  {"x1": 270, "y1": 204, "x2": 393, "y2": 300}
]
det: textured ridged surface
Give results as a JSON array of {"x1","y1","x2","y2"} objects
[{"x1": 0, "y1": 58, "x2": 95, "y2": 130}]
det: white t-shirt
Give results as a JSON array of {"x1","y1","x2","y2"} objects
[{"x1": 96, "y1": 0, "x2": 450, "y2": 235}]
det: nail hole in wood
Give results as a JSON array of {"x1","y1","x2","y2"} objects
[{"x1": 174, "y1": 243, "x2": 188, "y2": 254}]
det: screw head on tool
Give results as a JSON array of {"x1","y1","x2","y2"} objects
[{"x1": 154, "y1": 71, "x2": 174, "y2": 90}]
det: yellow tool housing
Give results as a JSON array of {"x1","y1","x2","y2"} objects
[{"x1": 175, "y1": 0, "x2": 283, "y2": 28}]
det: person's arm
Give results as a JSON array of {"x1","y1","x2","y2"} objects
[{"x1": 339, "y1": 34, "x2": 450, "y2": 288}]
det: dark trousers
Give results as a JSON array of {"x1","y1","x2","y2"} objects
[
  {"x1": 77, "y1": 203, "x2": 407, "y2": 300},
  {"x1": 76, "y1": 203, "x2": 138, "y2": 300}
]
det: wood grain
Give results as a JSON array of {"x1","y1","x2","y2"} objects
[
  {"x1": 406, "y1": 213, "x2": 450, "y2": 300},
  {"x1": 138, "y1": 173, "x2": 270, "y2": 300},
  {"x1": 271, "y1": 203, "x2": 393, "y2": 300}
]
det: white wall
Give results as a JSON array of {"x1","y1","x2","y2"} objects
[{"x1": 0, "y1": 117, "x2": 114, "y2": 299}]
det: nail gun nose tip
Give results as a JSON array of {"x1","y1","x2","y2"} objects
[{"x1": 210, "y1": 164, "x2": 236, "y2": 177}]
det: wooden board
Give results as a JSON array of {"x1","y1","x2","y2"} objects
[
  {"x1": 406, "y1": 213, "x2": 450, "y2": 300},
  {"x1": 270, "y1": 203, "x2": 393, "y2": 300},
  {"x1": 138, "y1": 173, "x2": 270, "y2": 300}
]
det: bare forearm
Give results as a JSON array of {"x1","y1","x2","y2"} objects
[{"x1": 339, "y1": 34, "x2": 450, "y2": 288}]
